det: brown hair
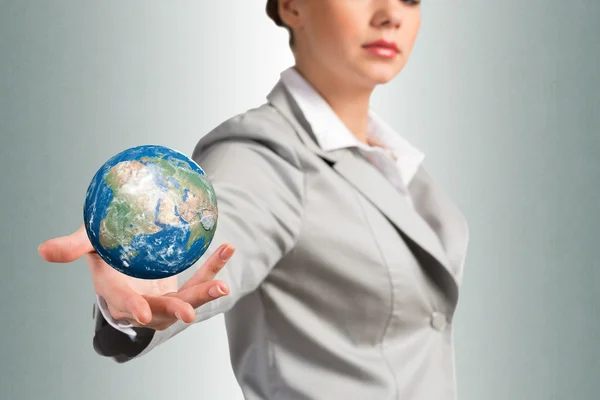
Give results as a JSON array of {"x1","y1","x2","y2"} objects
[{"x1": 266, "y1": 0, "x2": 294, "y2": 47}]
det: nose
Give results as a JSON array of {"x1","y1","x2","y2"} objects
[{"x1": 371, "y1": 1, "x2": 403, "y2": 29}]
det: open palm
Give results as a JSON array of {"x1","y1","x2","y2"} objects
[{"x1": 39, "y1": 224, "x2": 234, "y2": 331}]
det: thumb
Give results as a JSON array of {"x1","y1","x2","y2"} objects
[{"x1": 38, "y1": 224, "x2": 95, "y2": 263}]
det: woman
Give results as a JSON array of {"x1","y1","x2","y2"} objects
[{"x1": 39, "y1": 0, "x2": 470, "y2": 398}]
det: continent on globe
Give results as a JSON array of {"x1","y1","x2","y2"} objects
[{"x1": 83, "y1": 145, "x2": 218, "y2": 279}]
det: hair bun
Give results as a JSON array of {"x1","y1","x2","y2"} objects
[
  {"x1": 266, "y1": 0, "x2": 285, "y2": 27},
  {"x1": 266, "y1": 0, "x2": 294, "y2": 47}
]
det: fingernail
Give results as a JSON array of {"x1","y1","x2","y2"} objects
[
  {"x1": 133, "y1": 312, "x2": 145, "y2": 325},
  {"x1": 175, "y1": 312, "x2": 182, "y2": 321},
  {"x1": 219, "y1": 245, "x2": 234, "y2": 260},
  {"x1": 209, "y1": 285, "x2": 226, "y2": 298}
]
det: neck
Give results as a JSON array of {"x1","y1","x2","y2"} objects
[{"x1": 293, "y1": 59, "x2": 374, "y2": 145}]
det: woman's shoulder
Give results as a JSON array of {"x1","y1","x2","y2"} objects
[{"x1": 192, "y1": 102, "x2": 303, "y2": 168}]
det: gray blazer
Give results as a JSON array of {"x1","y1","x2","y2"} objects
[{"x1": 92, "y1": 79, "x2": 470, "y2": 400}]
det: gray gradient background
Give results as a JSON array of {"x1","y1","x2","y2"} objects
[{"x1": 1, "y1": 1, "x2": 598, "y2": 399}]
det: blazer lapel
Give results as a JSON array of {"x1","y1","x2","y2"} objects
[
  {"x1": 408, "y1": 166, "x2": 470, "y2": 284},
  {"x1": 266, "y1": 80, "x2": 466, "y2": 299},
  {"x1": 332, "y1": 150, "x2": 453, "y2": 271}
]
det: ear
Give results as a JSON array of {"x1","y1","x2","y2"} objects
[{"x1": 278, "y1": 0, "x2": 304, "y2": 29}]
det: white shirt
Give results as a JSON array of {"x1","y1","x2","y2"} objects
[
  {"x1": 97, "y1": 66, "x2": 426, "y2": 338},
  {"x1": 279, "y1": 67, "x2": 425, "y2": 199}
]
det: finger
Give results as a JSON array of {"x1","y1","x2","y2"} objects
[
  {"x1": 101, "y1": 283, "x2": 152, "y2": 325},
  {"x1": 144, "y1": 295, "x2": 196, "y2": 324},
  {"x1": 175, "y1": 280, "x2": 229, "y2": 310},
  {"x1": 38, "y1": 224, "x2": 95, "y2": 263},
  {"x1": 179, "y1": 244, "x2": 235, "y2": 292}
]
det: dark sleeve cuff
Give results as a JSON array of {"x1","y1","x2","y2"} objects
[{"x1": 93, "y1": 305, "x2": 155, "y2": 363}]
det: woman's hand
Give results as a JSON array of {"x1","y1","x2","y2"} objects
[{"x1": 38, "y1": 224, "x2": 234, "y2": 331}]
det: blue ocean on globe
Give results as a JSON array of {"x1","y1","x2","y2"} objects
[{"x1": 83, "y1": 145, "x2": 218, "y2": 279}]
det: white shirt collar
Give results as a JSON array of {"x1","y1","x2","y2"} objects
[{"x1": 277, "y1": 66, "x2": 425, "y2": 187}]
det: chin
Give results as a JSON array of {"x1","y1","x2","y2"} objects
[
  {"x1": 354, "y1": 58, "x2": 405, "y2": 86},
  {"x1": 363, "y1": 65, "x2": 403, "y2": 86}
]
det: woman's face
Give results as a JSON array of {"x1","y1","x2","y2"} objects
[{"x1": 288, "y1": 0, "x2": 422, "y2": 88}]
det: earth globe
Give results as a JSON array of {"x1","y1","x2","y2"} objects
[{"x1": 83, "y1": 145, "x2": 218, "y2": 279}]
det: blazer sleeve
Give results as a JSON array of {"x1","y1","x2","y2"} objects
[{"x1": 92, "y1": 128, "x2": 306, "y2": 363}]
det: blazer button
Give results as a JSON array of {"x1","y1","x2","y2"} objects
[{"x1": 430, "y1": 311, "x2": 448, "y2": 331}]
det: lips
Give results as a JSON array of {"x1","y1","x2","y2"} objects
[
  {"x1": 362, "y1": 39, "x2": 399, "y2": 59},
  {"x1": 362, "y1": 39, "x2": 399, "y2": 53}
]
